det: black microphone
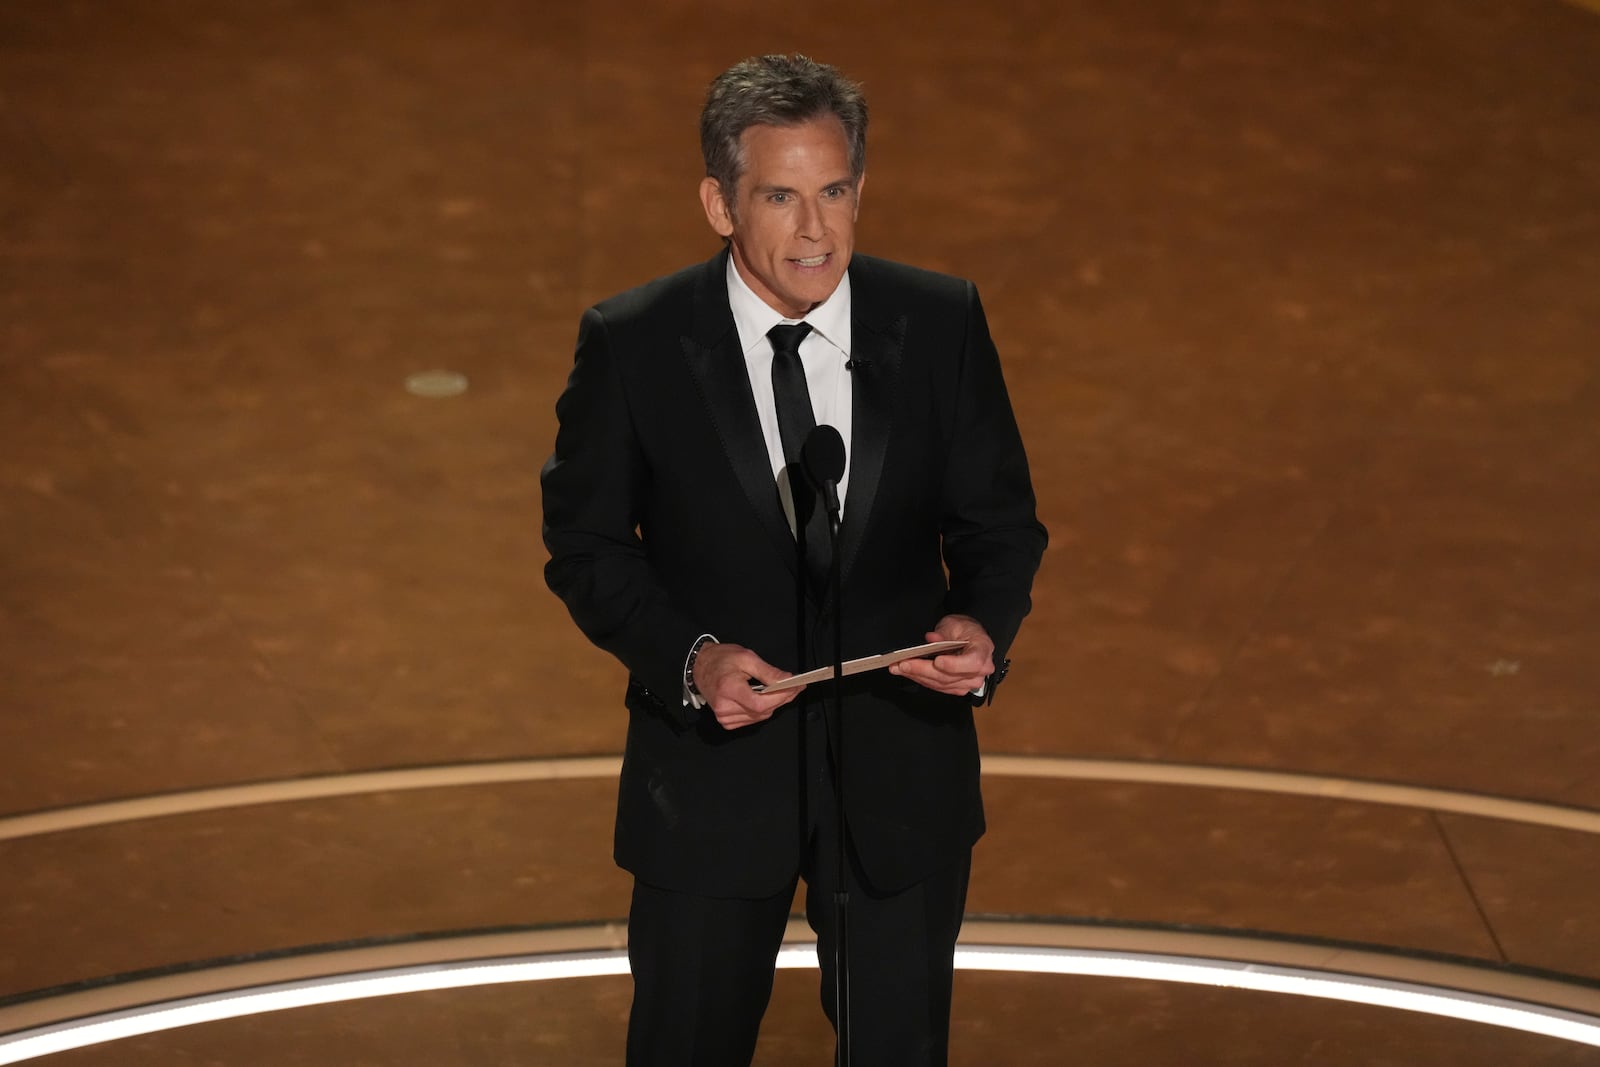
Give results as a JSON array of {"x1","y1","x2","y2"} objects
[
  {"x1": 844, "y1": 358, "x2": 870, "y2": 371},
  {"x1": 801, "y1": 424, "x2": 846, "y2": 523}
]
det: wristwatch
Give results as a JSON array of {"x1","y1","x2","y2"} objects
[{"x1": 684, "y1": 634, "x2": 717, "y2": 702}]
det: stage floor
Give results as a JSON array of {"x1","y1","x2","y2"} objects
[{"x1": 3, "y1": 0, "x2": 1599, "y2": 1061}]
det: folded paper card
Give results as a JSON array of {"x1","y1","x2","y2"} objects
[{"x1": 752, "y1": 640, "x2": 970, "y2": 693}]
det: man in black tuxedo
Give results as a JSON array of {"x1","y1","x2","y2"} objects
[{"x1": 541, "y1": 54, "x2": 1046, "y2": 1065}]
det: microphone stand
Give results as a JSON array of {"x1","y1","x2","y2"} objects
[
  {"x1": 800, "y1": 423, "x2": 851, "y2": 1066},
  {"x1": 822, "y1": 490, "x2": 850, "y2": 1067}
]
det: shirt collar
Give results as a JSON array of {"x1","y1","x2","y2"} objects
[{"x1": 726, "y1": 255, "x2": 852, "y2": 357}]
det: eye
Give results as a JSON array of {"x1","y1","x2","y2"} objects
[
  {"x1": 823, "y1": 186, "x2": 844, "y2": 200},
  {"x1": 769, "y1": 192, "x2": 789, "y2": 205}
]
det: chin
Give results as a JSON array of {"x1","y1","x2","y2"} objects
[
  {"x1": 787, "y1": 292, "x2": 830, "y2": 314},
  {"x1": 796, "y1": 275, "x2": 844, "y2": 306}
]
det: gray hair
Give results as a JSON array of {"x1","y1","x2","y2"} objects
[{"x1": 700, "y1": 54, "x2": 868, "y2": 207}]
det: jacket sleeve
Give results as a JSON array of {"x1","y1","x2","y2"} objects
[
  {"x1": 540, "y1": 306, "x2": 703, "y2": 721},
  {"x1": 938, "y1": 282, "x2": 1049, "y2": 660}
]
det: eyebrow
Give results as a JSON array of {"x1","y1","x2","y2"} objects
[{"x1": 750, "y1": 178, "x2": 856, "y2": 195}]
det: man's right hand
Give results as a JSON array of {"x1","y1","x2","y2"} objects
[{"x1": 692, "y1": 641, "x2": 803, "y2": 730}]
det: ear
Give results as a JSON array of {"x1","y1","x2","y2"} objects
[
  {"x1": 699, "y1": 177, "x2": 735, "y2": 238},
  {"x1": 852, "y1": 172, "x2": 866, "y2": 220}
]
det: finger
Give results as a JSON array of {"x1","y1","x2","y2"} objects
[
  {"x1": 933, "y1": 651, "x2": 991, "y2": 675},
  {"x1": 896, "y1": 655, "x2": 987, "y2": 693},
  {"x1": 767, "y1": 685, "x2": 803, "y2": 707},
  {"x1": 894, "y1": 657, "x2": 968, "y2": 687},
  {"x1": 710, "y1": 686, "x2": 798, "y2": 728},
  {"x1": 714, "y1": 706, "x2": 772, "y2": 730}
]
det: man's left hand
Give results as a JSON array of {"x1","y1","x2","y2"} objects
[{"x1": 888, "y1": 613, "x2": 996, "y2": 697}]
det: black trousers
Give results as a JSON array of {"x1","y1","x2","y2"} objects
[{"x1": 624, "y1": 707, "x2": 972, "y2": 1066}]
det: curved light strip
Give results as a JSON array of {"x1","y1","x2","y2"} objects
[
  {"x1": 2, "y1": 943, "x2": 1598, "y2": 1063},
  {"x1": 983, "y1": 756, "x2": 1600, "y2": 834},
  {"x1": 951, "y1": 946, "x2": 1600, "y2": 1048},
  {"x1": 0, "y1": 759, "x2": 626, "y2": 842},
  {"x1": 5, "y1": 755, "x2": 1599, "y2": 841}
]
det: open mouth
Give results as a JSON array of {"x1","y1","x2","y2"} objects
[{"x1": 792, "y1": 254, "x2": 830, "y2": 268}]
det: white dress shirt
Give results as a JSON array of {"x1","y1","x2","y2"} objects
[
  {"x1": 688, "y1": 261, "x2": 987, "y2": 706},
  {"x1": 684, "y1": 259, "x2": 856, "y2": 707},
  {"x1": 725, "y1": 256, "x2": 853, "y2": 526}
]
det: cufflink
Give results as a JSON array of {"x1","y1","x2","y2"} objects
[{"x1": 972, "y1": 658, "x2": 1011, "y2": 707}]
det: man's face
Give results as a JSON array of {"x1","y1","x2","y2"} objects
[{"x1": 700, "y1": 117, "x2": 863, "y2": 318}]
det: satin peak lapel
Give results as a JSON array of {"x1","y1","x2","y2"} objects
[
  {"x1": 680, "y1": 256, "x2": 801, "y2": 576},
  {"x1": 837, "y1": 305, "x2": 906, "y2": 587}
]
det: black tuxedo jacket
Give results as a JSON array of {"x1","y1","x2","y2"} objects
[{"x1": 542, "y1": 248, "x2": 1046, "y2": 898}]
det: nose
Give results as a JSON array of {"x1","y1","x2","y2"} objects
[{"x1": 797, "y1": 198, "x2": 824, "y2": 241}]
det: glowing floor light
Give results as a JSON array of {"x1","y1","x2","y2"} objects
[
  {"x1": 2, "y1": 945, "x2": 1597, "y2": 1063},
  {"x1": 952, "y1": 947, "x2": 1600, "y2": 1049}
]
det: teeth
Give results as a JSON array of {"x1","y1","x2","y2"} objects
[{"x1": 795, "y1": 255, "x2": 827, "y2": 267}]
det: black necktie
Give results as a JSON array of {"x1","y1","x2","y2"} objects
[{"x1": 768, "y1": 322, "x2": 832, "y2": 589}]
